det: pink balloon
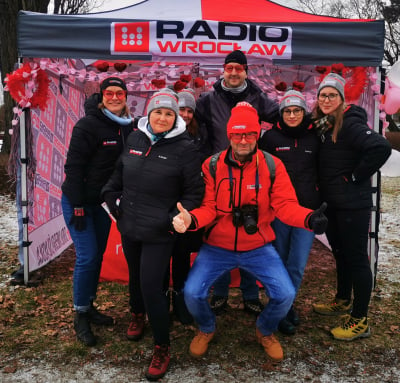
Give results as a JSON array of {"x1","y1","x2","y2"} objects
[{"x1": 384, "y1": 86, "x2": 400, "y2": 114}]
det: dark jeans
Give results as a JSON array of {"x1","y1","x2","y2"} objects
[
  {"x1": 325, "y1": 207, "x2": 372, "y2": 318},
  {"x1": 121, "y1": 236, "x2": 174, "y2": 346}
]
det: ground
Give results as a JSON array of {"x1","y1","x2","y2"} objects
[{"x1": 0, "y1": 152, "x2": 399, "y2": 382}]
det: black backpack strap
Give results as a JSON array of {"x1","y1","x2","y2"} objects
[
  {"x1": 209, "y1": 151, "x2": 222, "y2": 179},
  {"x1": 261, "y1": 150, "x2": 276, "y2": 189}
]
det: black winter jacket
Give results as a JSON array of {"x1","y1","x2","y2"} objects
[
  {"x1": 101, "y1": 116, "x2": 204, "y2": 243},
  {"x1": 317, "y1": 105, "x2": 391, "y2": 209},
  {"x1": 195, "y1": 78, "x2": 279, "y2": 157},
  {"x1": 258, "y1": 115, "x2": 320, "y2": 209},
  {"x1": 61, "y1": 93, "x2": 133, "y2": 206}
]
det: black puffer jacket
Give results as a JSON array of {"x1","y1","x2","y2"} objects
[
  {"x1": 101, "y1": 116, "x2": 204, "y2": 243},
  {"x1": 317, "y1": 105, "x2": 391, "y2": 209},
  {"x1": 258, "y1": 115, "x2": 320, "y2": 209},
  {"x1": 195, "y1": 78, "x2": 279, "y2": 157},
  {"x1": 61, "y1": 93, "x2": 133, "y2": 206}
]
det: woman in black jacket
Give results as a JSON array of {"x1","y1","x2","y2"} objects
[
  {"x1": 61, "y1": 77, "x2": 133, "y2": 347},
  {"x1": 102, "y1": 91, "x2": 204, "y2": 381},
  {"x1": 311, "y1": 73, "x2": 391, "y2": 341},
  {"x1": 259, "y1": 89, "x2": 320, "y2": 336}
]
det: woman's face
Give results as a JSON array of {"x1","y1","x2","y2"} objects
[
  {"x1": 318, "y1": 86, "x2": 343, "y2": 115},
  {"x1": 282, "y1": 107, "x2": 304, "y2": 127},
  {"x1": 179, "y1": 107, "x2": 194, "y2": 126},
  {"x1": 149, "y1": 108, "x2": 176, "y2": 133},
  {"x1": 102, "y1": 86, "x2": 127, "y2": 115}
]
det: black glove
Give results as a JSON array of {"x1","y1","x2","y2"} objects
[
  {"x1": 307, "y1": 202, "x2": 328, "y2": 235},
  {"x1": 69, "y1": 206, "x2": 86, "y2": 231},
  {"x1": 103, "y1": 192, "x2": 122, "y2": 219}
]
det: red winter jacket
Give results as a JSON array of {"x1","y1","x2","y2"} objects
[{"x1": 190, "y1": 147, "x2": 313, "y2": 252}]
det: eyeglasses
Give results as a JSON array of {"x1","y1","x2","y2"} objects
[
  {"x1": 223, "y1": 64, "x2": 246, "y2": 73},
  {"x1": 318, "y1": 93, "x2": 340, "y2": 102},
  {"x1": 283, "y1": 108, "x2": 303, "y2": 116},
  {"x1": 229, "y1": 132, "x2": 258, "y2": 143},
  {"x1": 102, "y1": 90, "x2": 127, "y2": 100}
]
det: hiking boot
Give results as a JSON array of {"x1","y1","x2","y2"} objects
[
  {"x1": 256, "y1": 328, "x2": 283, "y2": 362},
  {"x1": 210, "y1": 295, "x2": 228, "y2": 315},
  {"x1": 87, "y1": 303, "x2": 113, "y2": 326},
  {"x1": 172, "y1": 290, "x2": 193, "y2": 325},
  {"x1": 287, "y1": 306, "x2": 300, "y2": 326},
  {"x1": 189, "y1": 331, "x2": 215, "y2": 358},
  {"x1": 145, "y1": 344, "x2": 170, "y2": 381},
  {"x1": 243, "y1": 299, "x2": 264, "y2": 315},
  {"x1": 126, "y1": 312, "x2": 145, "y2": 341},
  {"x1": 313, "y1": 298, "x2": 352, "y2": 316},
  {"x1": 74, "y1": 312, "x2": 97, "y2": 347},
  {"x1": 278, "y1": 318, "x2": 296, "y2": 335},
  {"x1": 330, "y1": 315, "x2": 371, "y2": 341}
]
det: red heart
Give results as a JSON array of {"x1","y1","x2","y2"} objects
[{"x1": 114, "y1": 62, "x2": 127, "y2": 72}]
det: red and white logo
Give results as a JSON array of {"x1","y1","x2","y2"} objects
[{"x1": 112, "y1": 22, "x2": 150, "y2": 54}]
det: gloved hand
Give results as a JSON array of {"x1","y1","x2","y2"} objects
[
  {"x1": 307, "y1": 202, "x2": 328, "y2": 234},
  {"x1": 69, "y1": 206, "x2": 86, "y2": 231},
  {"x1": 103, "y1": 192, "x2": 122, "y2": 219}
]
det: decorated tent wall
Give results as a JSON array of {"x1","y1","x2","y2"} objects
[{"x1": 12, "y1": 0, "x2": 386, "y2": 284}]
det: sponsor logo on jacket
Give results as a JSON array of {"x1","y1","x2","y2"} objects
[
  {"x1": 129, "y1": 149, "x2": 143, "y2": 156},
  {"x1": 103, "y1": 140, "x2": 118, "y2": 146}
]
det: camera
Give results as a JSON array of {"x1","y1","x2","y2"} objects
[{"x1": 232, "y1": 205, "x2": 258, "y2": 235}]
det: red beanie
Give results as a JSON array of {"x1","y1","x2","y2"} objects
[{"x1": 227, "y1": 102, "x2": 261, "y2": 139}]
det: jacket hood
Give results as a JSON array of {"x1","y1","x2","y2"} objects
[
  {"x1": 137, "y1": 115, "x2": 187, "y2": 140},
  {"x1": 84, "y1": 93, "x2": 102, "y2": 116},
  {"x1": 344, "y1": 104, "x2": 368, "y2": 124}
]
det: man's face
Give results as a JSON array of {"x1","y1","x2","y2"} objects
[
  {"x1": 230, "y1": 132, "x2": 258, "y2": 162},
  {"x1": 223, "y1": 62, "x2": 247, "y2": 88}
]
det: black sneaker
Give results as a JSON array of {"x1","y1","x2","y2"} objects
[
  {"x1": 74, "y1": 312, "x2": 97, "y2": 346},
  {"x1": 210, "y1": 295, "x2": 228, "y2": 315},
  {"x1": 278, "y1": 318, "x2": 296, "y2": 335},
  {"x1": 243, "y1": 299, "x2": 264, "y2": 315},
  {"x1": 87, "y1": 304, "x2": 113, "y2": 326},
  {"x1": 10, "y1": 265, "x2": 25, "y2": 285},
  {"x1": 287, "y1": 306, "x2": 300, "y2": 326}
]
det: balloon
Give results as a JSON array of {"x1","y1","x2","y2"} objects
[
  {"x1": 384, "y1": 86, "x2": 400, "y2": 115},
  {"x1": 387, "y1": 60, "x2": 400, "y2": 88}
]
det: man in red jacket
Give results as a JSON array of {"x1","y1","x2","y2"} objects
[{"x1": 172, "y1": 102, "x2": 327, "y2": 363}]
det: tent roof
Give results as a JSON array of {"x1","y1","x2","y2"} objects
[{"x1": 17, "y1": 0, "x2": 385, "y2": 66}]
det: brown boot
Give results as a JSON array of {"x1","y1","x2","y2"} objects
[
  {"x1": 189, "y1": 330, "x2": 215, "y2": 357},
  {"x1": 126, "y1": 313, "x2": 145, "y2": 341},
  {"x1": 256, "y1": 328, "x2": 283, "y2": 362}
]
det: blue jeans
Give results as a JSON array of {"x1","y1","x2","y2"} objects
[
  {"x1": 272, "y1": 218, "x2": 315, "y2": 295},
  {"x1": 212, "y1": 268, "x2": 259, "y2": 300},
  {"x1": 184, "y1": 243, "x2": 295, "y2": 335},
  {"x1": 61, "y1": 194, "x2": 111, "y2": 312}
]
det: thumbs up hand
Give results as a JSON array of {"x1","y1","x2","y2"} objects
[{"x1": 172, "y1": 202, "x2": 192, "y2": 233}]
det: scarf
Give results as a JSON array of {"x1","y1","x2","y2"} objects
[
  {"x1": 221, "y1": 79, "x2": 248, "y2": 94},
  {"x1": 102, "y1": 108, "x2": 132, "y2": 126},
  {"x1": 146, "y1": 123, "x2": 170, "y2": 144}
]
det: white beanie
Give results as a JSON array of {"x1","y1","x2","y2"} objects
[
  {"x1": 146, "y1": 91, "x2": 179, "y2": 117},
  {"x1": 178, "y1": 89, "x2": 196, "y2": 112},
  {"x1": 280, "y1": 90, "x2": 307, "y2": 113},
  {"x1": 318, "y1": 73, "x2": 346, "y2": 101}
]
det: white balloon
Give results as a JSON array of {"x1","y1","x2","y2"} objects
[{"x1": 387, "y1": 60, "x2": 400, "y2": 88}]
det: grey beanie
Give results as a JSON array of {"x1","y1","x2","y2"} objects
[
  {"x1": 317, "y1": 73, "x2": 346, "y2": 100},
  {"x1": 178, "y1": 89, "x2": 196, "y2": 112},
  {"x1": 146, "y1": 91, "x2": 179, "y2": 117},
  {"x1": 280, "y1": 90, "x2": 307, "y2": 113}
]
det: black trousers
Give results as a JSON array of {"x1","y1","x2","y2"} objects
[
  {"x1": 325, "y1": 207, "x2": 372, "y2": 318},
  {"x1": 121, "y1": 235, "x2": 174, "y2": 346}
]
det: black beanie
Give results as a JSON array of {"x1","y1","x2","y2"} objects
[
  {"x1": 100, "y1": 77, "x2": 127, "y2": 92},
  {"x1": 224, "y1": 50, "x2": 247, "y2": 65}
]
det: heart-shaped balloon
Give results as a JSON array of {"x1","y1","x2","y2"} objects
[{"x1": 114, "y1": 62, "x2": 127, "y2": 72}]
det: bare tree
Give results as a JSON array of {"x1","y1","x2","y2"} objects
[
  {"x1": 296, "y1": 0, "x2": 399, "y2": 66},
  {"x1": 0, "y1": 0, "x2": 100, "y2": 154}
]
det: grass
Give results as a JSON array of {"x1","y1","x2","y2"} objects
[{"x1": 0, "y1": 173, "x2": 399, "y2": 381}]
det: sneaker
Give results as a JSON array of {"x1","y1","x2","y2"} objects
[
  {"x1": 74, "y1": 312, "x2": 97, "y2": 347},
  {"x1": 330, "y1": 315, "x2": 371, "y2": 341},
  {"x1": 255, "y1": 328, "x2": 283, "y2": 362},
  {"x1": 210, "y1": 295, "x2": 228, "y2": 315},
  {"x1": 243, "y1": 299, "x2": 264, "y2": 315},
  {"x1": 189, "y1": 330, "x2": 215, "y2": 358},
  {"x1": 278, "y1": 318, "x2": 296, "y2": 335},
  {"x1": 87, "y1": 304, "x2": 113, "y2": 326},
  {"x1": 172, "y1": 291, "x2": 193, "y2": 325},
  {"x1": 145, "y1": 344, "x2": 170, "y2": 381},
  {"x1": 313, "y1": 298, "x2": 352, "y2": 316},
  {"x1": 126, "y1": 312, "x2": 145, "y2": 341},
  {"x1": 287, "y1": 306, "x2": 300, "y2": 326},
  {"x1": 10, "y1": 265, "x2": 25, "y2": 285}
]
